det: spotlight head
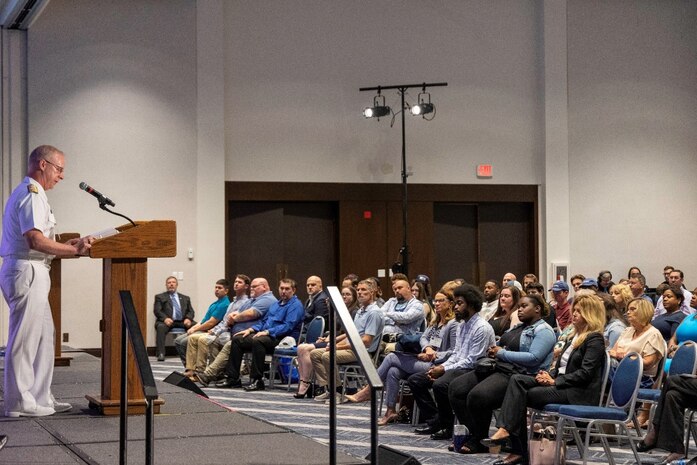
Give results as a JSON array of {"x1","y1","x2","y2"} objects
[
  {"x1": 363, "y1": 106, "x2": 391, "y2": 118},
  {"x1": 410, "y1": 102, "x2": 434, "y2": 116}
]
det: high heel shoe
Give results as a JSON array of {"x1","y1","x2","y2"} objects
[
  {"x1": 293, "y1": 380, "x2": 312, "y2": 399},
  {"x1": 480, "y1": 435, "x2": 510, "y2": 448}
]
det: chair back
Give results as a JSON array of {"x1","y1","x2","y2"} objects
[
  {"x1": 608, "y1": 351, "x2": 643, "y2": 410},
  {"x1": 669, "y1": 341, "x2": 697, "y2": 376},
  {"x1": 305, "y1": 316, "x2": 325, "y2": 344},
  {"x1": 650, "y1": 339, "x2": 669, "y2": 390},
  {"x1": 599, "y1": 350, "x2": 612, "y2": 406}
]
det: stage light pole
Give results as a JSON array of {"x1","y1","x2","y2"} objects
[{"x1": 360, "y1": 81, "x2": 447, "y2": 277}]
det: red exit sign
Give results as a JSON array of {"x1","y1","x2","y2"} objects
[{"x1": 477, "y1": 164, "x2": 492, "y2": 178}]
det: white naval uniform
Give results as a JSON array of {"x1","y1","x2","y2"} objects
[{"x1": 0, "y1": 176, "x2": 57, "y2": 416}]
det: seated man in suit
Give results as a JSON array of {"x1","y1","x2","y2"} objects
[
  {"x1": 175, "y1": 279, "x2": 230, "y2": 374},
  {"x1": 216, "y1": 278, "x2": 304, "y2": 391},
  {"x1": 153, "y1": 276, "x2": 196, "y2": 361},
  {"x1": 304, "y1": 275, "x2": 329, "y2": 326}
]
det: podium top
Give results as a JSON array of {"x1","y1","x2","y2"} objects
[{"x1": 89, "y1": 220, "x2": 176, "y2": 259}]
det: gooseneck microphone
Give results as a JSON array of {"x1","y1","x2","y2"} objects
[{"x1": 79, "y1": 182, "x2": 116, "y2": 207}]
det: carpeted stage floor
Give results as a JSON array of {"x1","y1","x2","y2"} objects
[{"x1": 0, "y1": 350, "x2": 688, "y2": 464}]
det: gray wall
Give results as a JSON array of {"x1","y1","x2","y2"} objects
[{"x1": 0, "y1": 0, "x2": 694, "y2": 348}]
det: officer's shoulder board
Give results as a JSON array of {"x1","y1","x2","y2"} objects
[{"x1": 27, "y1": 183, "x2": 38, "y2": 194}]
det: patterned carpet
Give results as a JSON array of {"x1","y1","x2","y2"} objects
[{"x1": 151, "y1": 356, "x2": 688, "y2": 465}]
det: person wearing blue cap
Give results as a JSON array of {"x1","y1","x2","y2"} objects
[{"x1": 549, "y1": 281, "x2": 572, "y2": 330}]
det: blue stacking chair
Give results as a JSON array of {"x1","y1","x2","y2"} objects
[
  {"x1": 269, "y1": 316, "x2": 325, "y2": 390},
  {"x1": 528, "y1": 350, "x2": 611, "y2": 458},
  {"x1": 550, "y1": 352, "x2": 643, "y2": 465}
]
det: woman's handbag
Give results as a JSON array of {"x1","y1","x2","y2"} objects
[
  {"x1": 529, "y1": 425, "x2": 565, "y2": 465},
  {"x1": 395, "y1": 333, "x2": 423, "y2": 354}
]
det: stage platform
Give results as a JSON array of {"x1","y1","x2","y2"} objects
[{"x1": 0, "y1": 351, "x2": 365, "y2": 465}]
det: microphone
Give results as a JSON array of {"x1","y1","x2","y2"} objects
[{"x1": 79, "y1": 182, "x2": 116, "y2": 207}]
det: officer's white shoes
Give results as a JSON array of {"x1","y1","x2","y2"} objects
[
  {"x1": 5, "y1": 405, "x2": 56, "y2": 417},
  {"x1": 52, "y1": 402, "x2": 72, "y2": 413}
]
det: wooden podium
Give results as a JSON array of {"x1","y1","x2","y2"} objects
[
  {"x1": 85, "y1": 220, "x2": 176, "y2": 415},
  {"x1": 50, "y1": 233, "x2": 81, "y2": 367}
]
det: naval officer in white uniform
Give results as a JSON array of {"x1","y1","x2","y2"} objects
[{"x1": 0, "y1": 145, "x2": 93, "y2": 417}]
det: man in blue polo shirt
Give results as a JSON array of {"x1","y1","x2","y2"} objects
[{"x1": 175, "y1": 279, "x2": 230, "y2": 374}]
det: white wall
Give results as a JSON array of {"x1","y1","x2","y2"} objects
[
  {"x1": 26, "y1": 0, "x2": 199, "y2": 348},
  {"x1": 224, "y1": 1, "x2": 545, "y2": 185},
  {"x1": 567, "y1": 0, "x2": 697, "y2": 287},
  {"x1": 4, "y1": 0, "x2": 695, "y2": 348}
]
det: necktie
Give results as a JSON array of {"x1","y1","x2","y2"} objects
[{"x1": 171, "y1": 294, "x2": 182, "y2": 320}]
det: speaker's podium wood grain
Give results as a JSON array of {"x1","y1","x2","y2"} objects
[
  {"x1": 50, "y1": 233, "x2": 81, "y2": 367},
  {"x1": 85, "y1": 220, "x2": 176, "y2": 415}
]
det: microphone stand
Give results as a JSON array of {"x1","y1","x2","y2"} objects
[{"x1": 99, "y1": 202, "x2": 137, "y2": 227}]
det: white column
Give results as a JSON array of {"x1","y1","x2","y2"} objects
[
  {"x1": 541, "y1": 0, "x2": 571, "y2": 284},
  {"x1": 195, "y1": 0, "x2": 226, "y2": 304}
]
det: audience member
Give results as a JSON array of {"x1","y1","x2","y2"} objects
[
  {"x1": 448, "y1": 294, "x2": 556, "y2": 453},
  {"x1": 216, "y1": 279, "x2": 303, "y2": 391},
  {"x1": 411, "y1": 278, "x2": 435, "y2": 323},
  {"x1": 608, "y1": 298, "x2": 665, "y2": 393},
  {"x1": 175, "y1": 279, "x2": 230, "y2": 370},
  {"x1": 488, "y1": 285, "x2": 521, "y2": 336},
  {"x1": 549, "y1": 280, "x2": 572, "y2": 331},
  {"x1": 380, "y1": 277, "x2": 425, "y2": 353},
  {"x1": 527, "y1": 282, "x2": 557, "y2": 331},
  {"x1": 627, "y1": 266, "x2": 642, "y2": 279},
  {"x1": 600, "y1": 292, "x2": 627, "y2": 348},
  {"x1": 346, "y1": 287, "x2": 459, "y2": 426},
  {"x1": 342, "y1": 273, "x2": 359, "y2": 289},
  {"x1": 341, "y1": 286, "x2": 359, "y2": 318},
  {"x1": 629, "y1": 274, "x2": 653, "y2": 302},
  {"x1": 522, "y1": 273, "x2": 538, "y2": 289},
  {"x1": 311, "y1": 280, "x2": 384, "y2": 402},
  {"x1": 480, "y1": 280, "x2": 500, "y2": 322},
  {"x1": 409, "y1": 284, "x2": 495, "y2": 439},
  {"x1": 655, "y1": 269, "x2": 693, "y2": 317},
  {"x1": 579, "y1": 278, "x2": 598, "y2": 291},
  {"x1": 637, "y1": 373, "x2": 697, "y2": 464},
  {"x1": 195, "y1": 278, "x2": 277, "y2": 386},
  {"x1": 597, "y1": 270, "x2": 614, "y2": 293},
  {"x1": 609, "y1": 283, "x2": 633, "y2": 319},
  {"x1": 570, "y1": 274, "x2": 585, "y2": 293},
  {"x1": 483, "y1": 294, "x2": 606, "y2": 465},
  {"x1": 186, "y1": 275, "x2": 250, "y2": 376},
  {"x1": 294, "y1": 279, "x2": 378, "y2": 399},
  {"x1": 153, "y1": 276, "x2": 196, "y2": 361},
  {"x1": 502, "y1": 272, "x2": 517, "y2": 288},
  {"x1": 660, "y1": 265, "x2": 674, "y2": 286},
  {"x1": 303, "y1": 275, "x2": 329, "y2": 326},
  {"x1": 652, "y1": 285, "x2": 686, "y2": 341},
  {"x1": 664, "y1": 304, "x2": 697, "y2": 373}
]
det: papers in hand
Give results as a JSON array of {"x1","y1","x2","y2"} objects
[{"x1": 89, "y1": 227, "x2": 119, "y2": 240}]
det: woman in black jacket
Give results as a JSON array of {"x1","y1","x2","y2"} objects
[{"x1": 481, "y1": 294, "x2": 607, "y2": 465}]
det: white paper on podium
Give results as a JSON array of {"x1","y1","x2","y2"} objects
[{"x1": 89, "y1": 227, "x2": 119, "y2": 240}]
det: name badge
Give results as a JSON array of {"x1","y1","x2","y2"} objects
[{"x1": 429, "y1": 336, "x2": 442, "y2": 348}]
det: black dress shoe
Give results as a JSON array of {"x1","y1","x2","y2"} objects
[
  {"x1": 430, "y1": 428, "x2": 453, "y2": 440},
  {"x1": 243, "y1": 379, "x2": 265, "y2": 392},
  {"x1": 481, "y1": 436, "x2": 510, "y2": 448},
  {"x1": 635, "y1": 440, "x2": 656, "y2": 453},
  {"x1": 414, "y1": 424, "x2": 439, "y2": 435},
  {"x1": 215, "y1": 377, "x2": 242, "y2": 388}
]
